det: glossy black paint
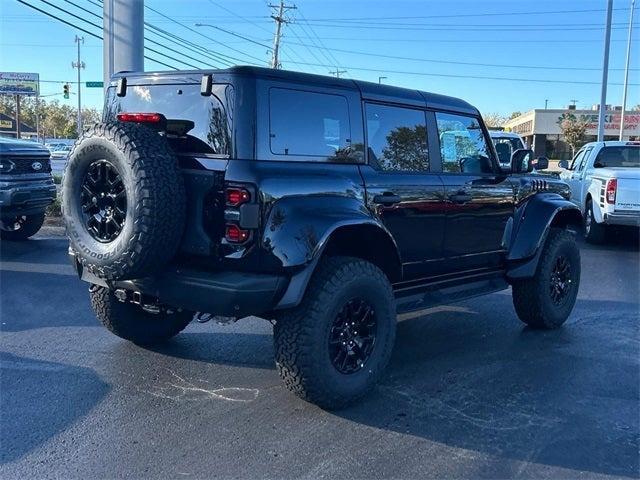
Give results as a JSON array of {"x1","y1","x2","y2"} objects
[{"x1": 102, "y1": 66, "x2": 582, "y2": 314}]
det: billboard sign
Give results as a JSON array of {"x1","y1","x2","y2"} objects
[{"x1": 0, "y1": 72, "x2": 40, "y2": 96}]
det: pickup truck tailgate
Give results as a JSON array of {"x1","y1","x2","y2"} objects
[{"x1": 615, "y1": 176, "x2": 640, "y2": 212}]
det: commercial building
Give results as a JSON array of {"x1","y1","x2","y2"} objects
[
  {"x1": 0, "y1": 112, "x2": 36, "y2": 139},
  {"x1": 503, "y1": 106, "x2": 640, "y2": 160}
]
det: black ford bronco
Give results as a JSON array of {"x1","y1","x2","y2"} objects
[
  {"x1": 1, "y1": 137, "x2": 56, "y2": 240},
  {"x1": 63, "y1": 66, "x2": 582, "y2": 409}
]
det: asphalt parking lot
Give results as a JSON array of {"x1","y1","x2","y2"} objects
[{"x1": 1, "y1": 228, "x2": 638, "y2": 479}]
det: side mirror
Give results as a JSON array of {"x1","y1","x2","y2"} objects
[
  {"x1": 510, "y1": 149, "x2": 534, "y2": 173},
  {"x1": 533, "y1": 156, "x2": 549, "y2": 170},
  {"x1": 558, "y1": 159, "x2": 569, "y2": 170}
]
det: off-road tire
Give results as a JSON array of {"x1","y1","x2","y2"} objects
[
  {"x1": 0, "y1": 213, "x2": 45, "y2": 241},
  {"x1": 512, "y1": 228, "x2": 580, "y2": 329},
  {"x1": 584, "y1": 198, "x2": 606, "y2": 244},
  {"x1": 273, "y1": 256, "x2": 396, "y2": 409},
  {"x1": 89, "y1": 286, "x2": 193, "y2": 345},
  {"x1": 62, "y1": 122, "x2": 186, "y2": 280}
]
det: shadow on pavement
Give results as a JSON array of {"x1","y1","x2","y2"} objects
[
  {"x1": 148, "y1": 331, "x2": 275, "y2": 370},
  {"x1": 0, "y1": 352, "x2": 110, "y2": 464},
  {"x1": 333, "y1": 298, "x2": 639, "y2": 478},
  {"x1": 579, "y1": 226, "x2": 639, "y2": 252}
]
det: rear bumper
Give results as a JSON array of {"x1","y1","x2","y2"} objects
[
  {"x1": 0, "y1": 177, "x2": 57, "y2": 217},
  {"x1": 69, "y1": 251, "x2": 289, "y2": 317},
  {"x1": 603, "y1": 212, "x2": 640, "y2": 227}
]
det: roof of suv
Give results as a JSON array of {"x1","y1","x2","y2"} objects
[{"x1": 111, "y1": 65, "x2": 478, "y2": 115}]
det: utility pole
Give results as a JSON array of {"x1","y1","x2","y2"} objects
[
  {"x1": 619, "y1": 0, "x2": 635, "y2": 140},
  {"x1": 598, "y1": 0, "x2": 614, "y2": 141},
  {"x1": 329, "y1": 68, "x2": 347, "y2": 78},
  {"x1": 15, "y1": 95, "x2": 21, "y2": 139},
  {"x1": 544, "y1": 99, "x2": 549, "y2": 110},
  {"x1": 72, "y1": 35, "x2": 85, "y2": 136},
  {"x1": 103, "y1": 0, "x2": 144, "y2": 88},
  {"x1": 269, "y1": 0, "x2": 296, "y2": 69},
  {"x1": 570, "y1": 99, "x2": 578, "y2": 108}
]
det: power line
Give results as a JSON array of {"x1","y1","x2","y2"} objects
[
  {"x1": 299, "y1": 7, "x2": 637, "y2": 21},
  {"x1": 292, "y1": 22, "x2": 633, "y2": 32},
  {"x1": 295, "y1": 8, "x2": 344, "y2": 74},
  {"x1": 143, "y1": 3, "x2": 265, "y2": 64},
  {"x1": 280, "y1": 41, "x2": 640, "y2": 72},
  {"x1": 203, "y1": 1, "x2": 304, "y2": 71},
  {"x1": 282, "y1": 59, "x2": 640, "y2": 87},
  {"x1": 15, "y1": 0, "x2": 180, "y2": 70}
]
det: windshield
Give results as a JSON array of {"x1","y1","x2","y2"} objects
[
  {"x1": 594, "y1": 146, "x2": 640, "y2": 168},
  {"x1": 104, "y1": 83, "x2": 233, "y2": 156}
]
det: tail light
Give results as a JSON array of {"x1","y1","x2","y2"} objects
[
  {"x1": 223, "y1": 184, "x2": 255, "y2": 244},
  {"x1": 225, "y1": 187, "x2": 251, "y2": 207},
  {"x1": 117, "y1": 112, "x2": 164, "y2": 124},
  {"x1": 606, "y1": 178, "x2": 617, "y2": 204},
  {"x1": 225, "y1": 224, "x2": 250, "y2": 243}
]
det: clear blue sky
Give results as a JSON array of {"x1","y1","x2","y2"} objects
[{"x1": 1, "y1": 0, "x2": 638, "y2": 116}]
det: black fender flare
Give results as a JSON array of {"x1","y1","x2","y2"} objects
[
  {"x1": 506, "y1": 192, "x2": 583, "y2": 280},
  {"x1": 262, "y1": 195, "x2": 401, "y2": 309}
]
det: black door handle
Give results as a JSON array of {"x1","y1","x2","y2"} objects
[
  {"x1": 449, "y1": 192, "x2": 472, "y2": 203},
  {"x1": 373, "y1": 193, "x2": 402, "y2": 205}
]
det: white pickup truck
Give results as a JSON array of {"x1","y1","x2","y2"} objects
[{"x1": 559, "y1": 141, "x2": 640, "y2": 243}]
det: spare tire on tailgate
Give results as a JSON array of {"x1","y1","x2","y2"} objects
[{"x1": 62, "y1": 122, "x2": 186, "y2": 281}]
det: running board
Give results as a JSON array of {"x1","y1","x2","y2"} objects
[{"x1": 394, "y1": 274, "x2": 508, "y2": 315}]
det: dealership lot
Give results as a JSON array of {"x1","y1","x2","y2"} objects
[{"x1": 1, "y1": 228, "x2": 638, "y2": 479}]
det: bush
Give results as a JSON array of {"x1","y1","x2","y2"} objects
[
  {"x1": 52, "y1": 174, "x2": 62, "y2": 185},
  {"x1": 46, "y1": 196, "x2": 61, "y2": 218}
]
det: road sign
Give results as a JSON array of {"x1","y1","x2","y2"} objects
[
  {"x1": 0, "y1": 72, "x2": 39, "y2": 96},
  {"x1": 85, "y1": 81, "x2": 104, "y2": 88}
]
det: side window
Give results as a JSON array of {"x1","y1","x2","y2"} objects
[
  {"x1": 365, "y1": 103, "x2": 428, "y2": 172},
  {"x1": 269, "y1": 88, "x2": 353, "y2": 160},
  {"x1": 576, "y1": 147, "x2": 592, "y2": 172},
  {"x1": 435, "y1": 112, "x2": 494, "y2": 174},
  {"x1": 570, "y1": 149, "x2": 586, "y2": 170}
]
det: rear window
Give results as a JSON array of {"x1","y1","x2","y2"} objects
[
  {"x1": 594, "y1": 146, "x2": 640, "y2": 168},
  {"x1": 268, "y1": 88, "x2": 353, "y2": 161},
  {"x1": 104, "y1": 83, "x2": 233, "y2": 156}
]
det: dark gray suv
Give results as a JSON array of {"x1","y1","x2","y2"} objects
[{"x1": 0, "y1": 137, "x2": 56, "y2": 240}]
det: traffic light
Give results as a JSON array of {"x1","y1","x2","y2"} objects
[{"x1": 63, "y1": 84, "x2": 70, "y2": 99}]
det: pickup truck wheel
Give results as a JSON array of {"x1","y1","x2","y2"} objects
[
  {"x1": 89, "y1": 286, "x2": 193, "y2": 345},
  {"x1": 0, "y1": 213, "x2": 45, "y2": 241},
  {"x1": 62, "y1": 122, "x2": 186, "y2": 281},
  {"x1": 512, "y1": 228, "x2": 580, "y2": 329},
  {"x1": 273, "y1": 256, "x2": 396, "y2": 409},
  {"x1": 584, "y1": 199, "x2": 606, "y2": 244}
]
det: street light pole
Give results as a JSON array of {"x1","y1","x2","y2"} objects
[
  {"x1": 597, "y1": 0, "x2": 614, "y2": 142},
  {"x1": 72, "y1": 35, "x2": 85, "y2": 136},
  {"x1": 378, "y1": 76, "x2": 387, "y2": 84},
  {"x1": 619, "y1": 0, "x2": 635, "y2": 140}
]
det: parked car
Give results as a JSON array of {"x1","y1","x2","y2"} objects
[
  {"x1": 50, "y1": 144, "x2": 72, "y2": 160},
  {"x1": 0, "y1": 137, "x2": 57, "y2": 240},
  {"x1": 488, "y1": 130, "x2": 549, "y2": 172},
  {"x1": 489, "y1": 130, "x2": 525, "y2": 167},
  {"x1": 559, "y1": 141, "x2": 640, "y2": 243},
  {"x1": 63, "y1": 66, "x2": 582, "y2": 409},
  {"x1": 45, "y1": 142, "x2": 65, "y2": 152}
]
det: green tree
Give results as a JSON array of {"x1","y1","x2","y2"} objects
[
  {"x1": 559, "y1": 116, "x2": 589, "y2": 156},
  {"x1": 0, "y1": 95, "x2": 101, "y2": 139},
  {"x1": 380, "y1": 125, "x2": 428, "y2": 171},
  {"x1": 508, "y1": 111, "x2": 522, "y2": 120}
]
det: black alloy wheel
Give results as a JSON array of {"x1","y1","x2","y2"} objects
[
  {"x1": 80, "y1": 159, "x2": 127, "y2": 242},
  {"x1": 328, "y1": 298, "x2": 377, "y2": 374},
  {"x1": 549, "y1": 255, "x2": 572, "y2": 305}
]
